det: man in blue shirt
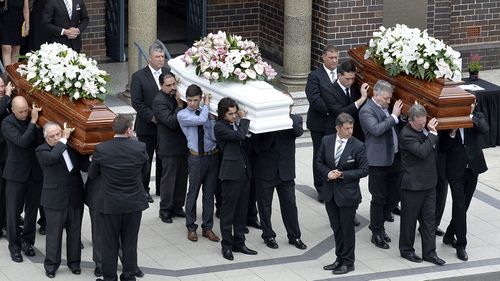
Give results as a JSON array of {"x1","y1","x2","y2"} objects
[{"x1": 177, "y1": 84, "x2": 220, "y2": 243}]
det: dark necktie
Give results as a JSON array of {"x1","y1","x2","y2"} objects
[
  {"x1": 345, "y1": 88, "x2": 350, "y2": 100},
  {"x1": 195, "y1": 110, "x2": 204, "y2": 154}
]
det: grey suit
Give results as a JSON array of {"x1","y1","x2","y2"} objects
[{"x1": 359, "y1": 98, "x2": 401, "y2": 236}]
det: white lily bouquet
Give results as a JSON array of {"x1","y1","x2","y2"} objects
[
  {"x1": 17, "y1": 43, "x2": 110, "y2": 101},
  {"x1": 182, "y1": 31, "x2": 277, "y2": 83},
  {"x1": 364, "y1": 24, "x2": 462, "y2": 81}
]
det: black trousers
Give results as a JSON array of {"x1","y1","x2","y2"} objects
[
  {"x1": 185, "y1": 154, "x2": 219, "y2": 231},
  {"x1": 137, "y1": 134, "x2": 162, "y2": 195},
  {"x1": 368, "y1": 154, "x2": 401, "y2": 236},
  {"x1": 159, "y1": 154, "x2": 188, "y2": 215},
  {"x1": 310, "y1": 130, "x2": 325, "y2": 196},
  {"x1": 445, "y1": 169, "x2": 478, "y2": 249},
  {"x1": 247, "y1": 176, "x2": 259, "y2": 224},
  {"x1": 0, "y1": 164, "x2": 5, "y2": 229},
  {"x1": 220, "y1": 173, "x2": 250, "y2": 249},
  {"x1": 99, "y1": 211, "x2": 142, "y2": 281},
  {"x1": 399, "y1": 188, "x2": 437, "y2": 258},
  {"x1": 435, "y1": 152, "x2": 448, "y2": 227},
  {"x1": 89, "y1": 208, "x2": 102, "y2": 268},
  {"x1": 325, "y1": 199, "x2": 357, "y2": 266},
  {"x1": 6, "y1": 179, "x2": 42, "y2": 253},
  {"x1": 43, "y1": 206, "x2": 83, "y2": 272},
  {"x1": 256, "y1": 176, "x2": 301, "y2": 241}
]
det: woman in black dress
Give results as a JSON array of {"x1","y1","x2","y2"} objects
[{"x1": 0, "y1": 0, "x2": 29, "y2": 66}]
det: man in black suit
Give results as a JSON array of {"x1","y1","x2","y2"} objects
[
  {"x1": 42, "y1": 0, "x2": 89, "y2": 52},
  {"x1": 89, "y1": 114, "x2": 149, "y2": 281},
  {"x1": 399, "y1": 104, "x2": 445, "y2": 266},
  {"x1": 152, "y1": 72, "x2": 188, "y2": 223},
  {"x1": 131, "y1": 42, "x2": 168, "y2": 201},
  {"x1": 316, "y1": 113, "x2": 368, "y2": 275},
  {"x1": 214, "y1": 97, "x2": 257, "y2": 261},
  {"x1": 35, "y1": 121, "x2": 88, "y2": 278},
  {"x1": 305, "y1": 45, "x2": 339, "y2": 201},
  {"x1": 0, "y1": 75, "x2": 12, "y2": 237},
  {"x1": 253, "y1": 100, "x2": 306, "y2": 250},
  {"x1": 1, "y1": 96, "x2": 43, "y2": 262},
  {"x1": 322, "y1": 61, "x2": 368, "y2": 140},
  {"x1": 441, "y1": 103, "x2": 488, "y2": 261}
]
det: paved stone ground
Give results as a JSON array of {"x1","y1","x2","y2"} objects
[{"x1": 0, "y1": 67, "x2": 499, "y2": 281}]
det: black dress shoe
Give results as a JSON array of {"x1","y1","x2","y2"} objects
[
  {"x1": 383, "y1": 232, "x2": 391, "y2": 243},
  {"x1": 443, "y1": 236, "x2": 457, "y2": 248},
  {"x1": 323, "y1": 260, "x2": 341, "y2": 271},
  {"x1": 173, "y1": 209, "x2": 186, "y2": 218},
  {"x1": 21, "y1": 243, "x2": 35, "y2": 256},
  {"x1": 10, "y1": 252, "x2": 23, "y2": 262},
  {"x1": 423, "y1": 255, "x2": 446, "y2": 266},
  {"x1": 385, "y1": 214, "x2": 394, "y2": 222},
  {"x1": 39, "y1": 227, "x2": 46, "y2": 235},
  {"x1": 94, "y1": 266, "x2": 103, "y2": 277},
  {"x1": 457, "y1": 248, "x2": 468, "y2": 261},
  {"x1": 244, "y1": 227, "x2": 249, "y2": 234},
  {"x1": 159, "y1": 214, "x2": 172, "y2": 223},
  {"x1": 222, "y1": 248, "x2": 234, "y2": 260},
  {"x1": 289, "y1": 239, "x2": 307, "y2": 250},
  {"x1": 45, "y1": 271, "x2": 56, "y2": 278},
  {"x1": 135, "y1": 268, "x2": 145, "y2": 277},
  {"x1": 392, "y1": 206, "x2": 401, "y2": 216},
  {"x1": 371, "y1": 235, "x2": 389, "y2": 249},
  {"x1": 264, "y1": 238, "x2": 279, "y2": 249},
  {"x1": 247, "y1": 220, "x2": 262, "y2": 229},
  {"x1": 146, "y1": 193, "x2": 154, "y2": 203},
  {"x1": 354, "y1": 216, "x2": 360, "y2": 226},
  {"x1": 333, "y1": 264, "x2": 354, "y2": 274},
  {"x1": 401, "y1": 252, "x2": 422, "y2": 263},
  {"x1": 232, "y1": 245, "x2": 258, "y2": 255},
  {"x1": 70, "y1": 267, "x2": 81, "y2": 275},
  {"x1": 436, "y1": 227, "x2": 445, "y2": 236}
]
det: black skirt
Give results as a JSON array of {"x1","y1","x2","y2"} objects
[{"x1": 0, "y1": 0, "x2": 25, "y2": 46}]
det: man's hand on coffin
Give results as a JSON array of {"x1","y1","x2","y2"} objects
[{"x1": 392, "y1": 100, "x2": 403, "y2": 117}]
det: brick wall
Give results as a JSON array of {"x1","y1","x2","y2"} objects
[
  {"x1": 206, "y1": 0, "x2": 260, "y2": 41},
  {"x1": 81, "y1": 0, "x2": 107, "y2": 61},
  {"x1": 259, "y1": 0, "x2": 284, "y2": 65},
  {"x1": 311, "y1": 0, "x2": 383, "y2": 68}
]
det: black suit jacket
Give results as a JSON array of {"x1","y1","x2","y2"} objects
[
  {"x1": 130, "y1": 66, "x2": 169, "y2": 136},
  {"x1": 88, "y1": 137, "x2": 149, "y2": 214},
  {"x1": 42, "y1": 0, "x2": 89, "y2": 51},
  {"x1": 214, "y1": 119, "x2": 252, "y2": 181},
  {"x1": 1, "y1": 114, "x2": 43, "y2": 182},
  {"x1": 323, "y1": 80, "x2": 364, "y2": 140},
  {"x1": 36, "y1": 142, "x2": 89, "y2": 210},
  {"x1": 305, "y1": 66, "x2": 335, "y2": 132},
  {"x1": 253, "y1": 114, "x2": 303, "y2": 182},
  {"x1": 399, "y1": 125, "x2": 438, "y2": 191},
  {"x1": 440, "y1": 111, "x2": 488, "y2": 180},
  {"x1": 0, "y1": 95, "x2": 11, "y2": 164},
  {"x1": 315, "y1": 135, "x2": 368, "y2": 206},
  {"x1": 152, "y1": 91, "x2": 188, "y2": 156}
]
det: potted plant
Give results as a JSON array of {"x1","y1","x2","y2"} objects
[{"x1": 468, "y1": 54, "x2": 481, "y2": 81}]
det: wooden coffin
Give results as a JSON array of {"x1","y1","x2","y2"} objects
[
  {"x1": 6, "y1": 63, "x2": 116, "y2": 154},
  {"x1": 349, "y1": 46, "x2": 475, "y2": 129},
  {"x1": 168, "y1": 56, "x2": 293, "y2": 134}
]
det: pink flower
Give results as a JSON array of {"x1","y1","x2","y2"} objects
[{"x1": 238, "y1": 73, "x2": 247, "y2": 81}]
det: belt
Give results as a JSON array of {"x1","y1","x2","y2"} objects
[{"x1": 189, "y1": 148, "x2": 219, "y2": 156}]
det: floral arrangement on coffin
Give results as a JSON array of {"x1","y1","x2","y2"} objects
[
  {"x1": 182, "y1": 31, "x2": 277, "y2": 83},
  {"x1": 17, "y1": 43, "x2": 110, "y2": 101},
  {"x1": 364, "y1": 24, "x2": 462, "y2": 82}
]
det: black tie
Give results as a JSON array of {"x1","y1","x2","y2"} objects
[
  {"x1": 345, "y1": 88, "x2": 350, "y2": 100},
  {"x1": 195, "y1": 110, "x2": 204, "y2": 154}
]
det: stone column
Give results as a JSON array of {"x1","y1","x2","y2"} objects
[
  {"x1": 128, "y1": 0, "x2": 157, "y2": 83},
  {"x1": 279, "y1": 0, "x2": 312, "y2": 92}
]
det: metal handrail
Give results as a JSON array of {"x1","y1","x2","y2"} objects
[
  {"x1": 0, "y1": 60, "x2": 5, "y2": 73},
  {"x1": 133, "y1": 41, "x2": 149, "y2": 70},
  {"x1": 155, "y1": 39, "x2": 173, "y2": 60}
]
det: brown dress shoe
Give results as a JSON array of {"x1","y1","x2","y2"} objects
[
  {"x1": 187, "y1": 230, "x2": 198, "y2": 242},
  {"x1": 202, "y1": 229, "x2": 220, "y2": 242}
]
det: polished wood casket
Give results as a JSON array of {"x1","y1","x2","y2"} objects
[
  {"x1": 6, "y1": 63, "x2": 116, "y2": 154},
  {"x1": 349, "y1": 46, "x2": 475, "y2": 129}
]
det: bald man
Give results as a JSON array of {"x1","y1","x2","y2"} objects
[{"x1": 1, "y1": 96, "x2": 43, "y2": 263}]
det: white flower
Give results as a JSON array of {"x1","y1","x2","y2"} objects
[
  {"x1": 253, "y1": 63, "x2": 264, "y2": 75},
  {"x1": 238, "y1": 73, "x2": 247, "y2": 81},
  {"x1": 74, "y1": 81, "x2": 82, "y2": 88},
  {"x1": 45, "y1": 85, "x2": 52, "y2": 91},
  {"x1": 202, "y1": 72, "x2": 211, "y2": 79},
  {"x1": 245, "y1": 69, "x2": 256, "y2": 79},
  {"x1": 211, "y1": 72, "x2": 219, "y2": 80},
  {"x1": 241, "y1": 61, "x2": 251, "y2": 68}
]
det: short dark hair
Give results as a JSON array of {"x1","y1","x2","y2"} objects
[
  {"x1": 337, "y1": 61, "x2": 356, "y2": 75},
  {"x1": 112, "y1": 114, "x2": 134, "y2": 134},
  {"x1": 335, "y1": 112, "x2": 354, "y2": 127},
  {"x1": 159, "y1": 71, "x2": 175, "y2": 86},
  {"x1": 322, "y1": 45, "x2": 338, "y2": 55},
  {"x1": 217, "y1": 97, "x2": 238, "y2": 120},
  {"x1": 186, "y1": 84, "x2": 202, "y2": 98}
]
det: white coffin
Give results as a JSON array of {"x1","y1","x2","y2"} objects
[{"x1": 168, "y1": 56, "x2": 293, "y2": 134}]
